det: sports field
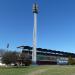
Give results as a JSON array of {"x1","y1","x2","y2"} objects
[{"x1": 0, "y1": 65, "x2": 75, "y2": 75}]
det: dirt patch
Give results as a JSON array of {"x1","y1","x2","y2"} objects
[{"x1": 27, "y1": 69, "x2": 48, "y2": 75}]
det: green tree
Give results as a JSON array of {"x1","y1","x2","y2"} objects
[
  {"x1": 2, "y1": 51, "x2": 18, "y2": 65},
  {"x1": 20, "y1": 52, "x2": 31, "y2": 66},
  {"x1": 68, "y1": 56, "x2": 75, "y2": 65}
]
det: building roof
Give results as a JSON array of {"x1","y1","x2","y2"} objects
[{"x1": 17, "y1": 46, "x2": 75, "y2": 57}]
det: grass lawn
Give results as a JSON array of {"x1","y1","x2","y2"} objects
[
  {"x1": 38, "y1": 65, "x2": 75, "y2": 75},
  {"x1": 0, "y1": 65, "x2": 75, "y2": 75}
]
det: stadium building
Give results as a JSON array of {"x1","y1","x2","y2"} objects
[{"x1": 17, "y1": 46, "x2": 75, "y2": 65}]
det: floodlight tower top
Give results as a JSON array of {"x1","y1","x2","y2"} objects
[{"x1": 32, "y1": 0, "x2": 38, "y2": 14}]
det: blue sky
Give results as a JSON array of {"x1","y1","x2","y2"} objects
[{"x1": 0, "y1": 0, "x2": 75, "y2": 52}]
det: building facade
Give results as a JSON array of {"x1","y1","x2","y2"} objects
[{"x1": 17, "y1": 46, "x2": 75, "y2": 65}]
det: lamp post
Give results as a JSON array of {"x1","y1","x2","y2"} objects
[{"x1": 32, "y1": 2, "x2": 38, "y2": 65}]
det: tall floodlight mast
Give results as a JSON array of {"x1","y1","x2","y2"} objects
[{"x1": 32, "y1": 1, "x2": 38, "y2": 64}]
